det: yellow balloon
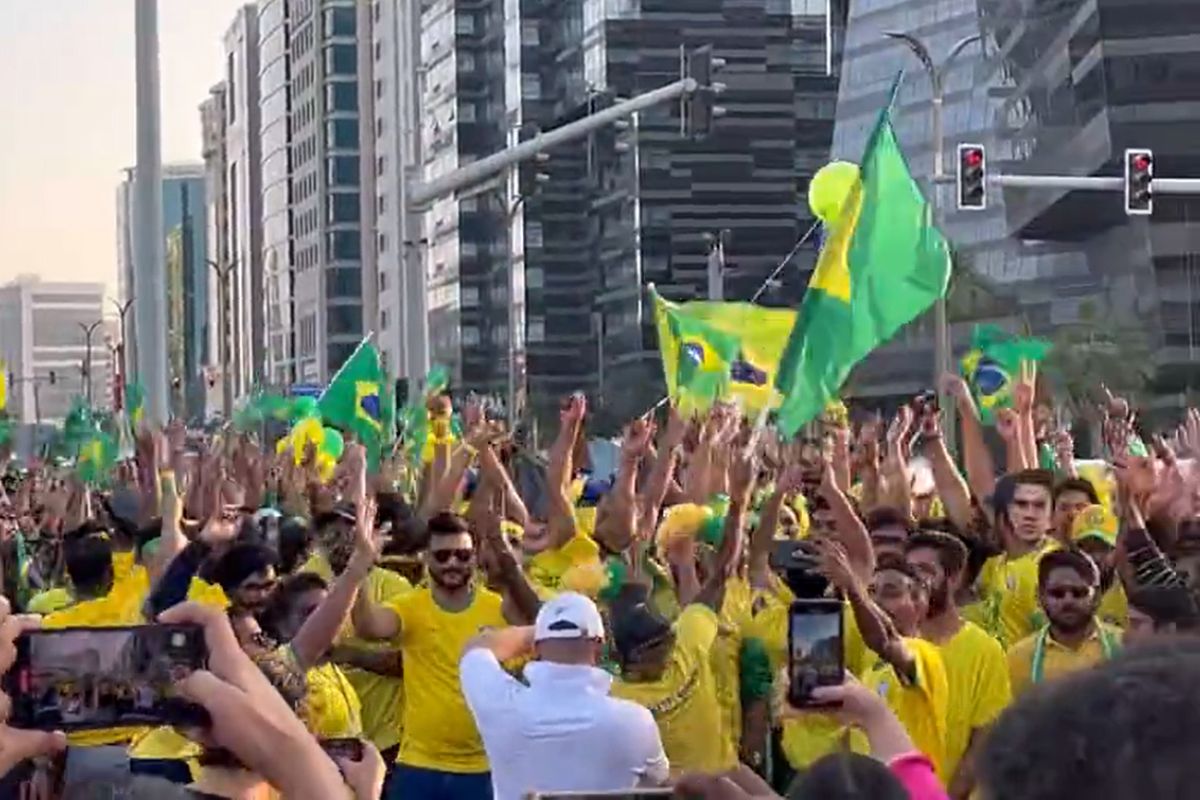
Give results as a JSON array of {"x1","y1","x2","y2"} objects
[{"x1": 808, "y1": 161, "x2": 861, "y2": 225}]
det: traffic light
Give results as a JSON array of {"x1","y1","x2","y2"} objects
[
  {"x1": 517, "y1": 124, "x2": 549, "y2": 198},
  {"x1": 1125, "y1": 148, "x2": 1154, "y2": 216},
  {"x1": 957, "y1": 144, "x2": 987, "y2": 210},
  {"x1": 682, "y1": 44, "x2": 726, "y2": 139},
  {"x1": 47, "y1": 370, "x2": 56, "y2": 385}
]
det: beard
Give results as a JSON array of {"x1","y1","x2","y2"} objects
[
  {"x1": 431, "y1": 565, "x2": 471, "y2": 590},
  {"x1": 1049, "y1": 607, "x2": 1093, "y2": 634},
  {"x1": 927, "y1": 582, "x2": 950, "y2": 615}
]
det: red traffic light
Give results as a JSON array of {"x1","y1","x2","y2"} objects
[
  {"x1": 1132, "y1": 154, "x2": 1152, "y2": 172},
  {"x1": 964, "y1": 149, "x2": 984, "y2": 168}
]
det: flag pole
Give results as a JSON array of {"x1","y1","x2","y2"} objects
[{"x1": 317, "y1": 332, "x2": 377, "y2": 403}]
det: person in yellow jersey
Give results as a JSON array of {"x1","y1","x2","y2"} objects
[
  {"x1": 969, "y1": 470, "x2": 1059, "y2": 649},
  {"x1": 609, "y1": 450, "x2": 752, "y2": 779},
  {"x1": 260, "y1": 498, "x2": 383, "y2": 741},
  {"x1": 815, "y1": 540, "x2": 950, "y2": 781},
  {"x1": 43, "y1": 529, "x2": 146, "y2": 783},
  {"x1": 1050, "y1": 478, "x2": 1100, "y2": 546},
  {"x1": 1070, "y1": 505, "x2": 1127, "y2": 628},
  {"x1": 906, "y1": 530, "x2": 1010, "y2": 798},
  {"x1": 1008, "y1": 548, "x2": 1121, "y2": 698},
  {"x1": 352, "y1": 511, "x2": 542, "y2": 800}
]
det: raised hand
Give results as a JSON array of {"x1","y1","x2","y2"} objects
[
  {"x1": 1014, "y1": 359, "x2": 1037, "y2": 416},
  {"x1": 621, "y1": 417, "x2": 655, "y2": 461},
  {"x1": 995, "y1": 407, "x2": 1020, "y2": 443}
]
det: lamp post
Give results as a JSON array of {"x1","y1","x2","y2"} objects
[
  {"x1": 110, "y1": 297, "x2": 134, "y2": 411},
  {"x1": 882, "y1": 31, "x2": 982, "y2": 455},
  {"x1": 208, "y1": 258, "x2": 237, "y2": 421},
  {"x1": 79, "y1": 320, "x2": 104, "y2": 406}
]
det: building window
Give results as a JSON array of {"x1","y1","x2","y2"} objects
[
  {"x1": 526, "y1": 267, "x2": 544, "y2": 289},
  {"x1": 328, "y1": 305, "x2": 363, "y2": 335},
  {"x1": 324, "y1": 6, "x2": 356, "y2": 36},
  {"x1": 327, "y1": 342, "x2": 357, "y2": 371},
  {"x1": 327, "y1": 155, "x2": 359, "y2": 187},
  {"x1": 526, "y1": 221, "x2": 544, "y2": 248},
  {"x1": 462, "y1": 326, "x2": 480, "y2": 346},
  {"x1": 325, "y1": 44, "x2": 357, "y2": 77},
  {"x1": 376, "y1": 193, "x2": 386, "y2": 214},
  {"x1": 375, "y1": 117, "x2": 384, "y2": 138},
  {"x1": 380, "y1": 309, "x2": 389, "y2": 330},
  {"x1": 226, "y1": 53, "x2": 237, "y2": 123},
  {"x1": 521, "y1": 73, "x2": 541, "y2": 99},
  {"x1": 491, "y1": 325, "x2": 508, "y2": 346},
  {"x1": 327, "y1": 231, "x2": 361, "y2": 261},
  {"x1": 325, "y1": 81, "x2": 358, "y2": 112},
  {"x1": 374, "y1": 40, "x2": 383, "y2": 61},
  {"x1": 376, "y1": 155, "x2": 386, "y2": 176},
  {"x1": 325, "y1": 118, "x2": 359, "y2": 149},
  {"x1": 461, "y1": 286, "x2": 480, "y2": 307},
  {"x1": 527, "y1": 316, "x2": 545, "y2": 342},
  {"x1": 456, "y1": 13, "x2": 476, "y2": 34},
  {"x1": 326, "y1": 268, "x2": 362, "y2": 299},
  {"x1": 458, "y1": 102, "x2": 476, "y2": 123},
  {"x1": 375, "y1": 78, "x2": 384, "y2": 99},
  {"x1": 377, "y1": 232, "x2": 387, "y2": 253},
  {"x1": 379, "y1": 270, "x2": 389, "y2": 292},
  {"x1": 328, "y1": 193, "x2": 361, "y2": 223}
]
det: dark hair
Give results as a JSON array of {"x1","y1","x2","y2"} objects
[
  {"x1": 378, "y1": 492, "x2": 428, "y2": 555},
  {"x1": 208, "y1": 542, "x2": 278, "y2": 594},
  {"x1": 1128, "y1": 585, "x2": 1200, "y2": 633},
  {"x1": 260, "y1": 572, "x2": 329, "y2": 643},
  {"x1": 979, "y1": 645, "x2": 1200, "y2": 800},
  {"x1": 787, "y1": 751, "x2": 909, "y2": 800},
  {"x1": 905, "y1": 530, "x2": 969, "y2": 577},
  {"x1": 875, "y1": 554, "x2": 929, "y2": 593},
  {"x1": 1053, "y1": 477, "x2": 1101, "y2": 507},
  {"x1": 865, "y1": 506, "x2": 913, "y2": 534},
  {"x1": 64, "y1": 533, "x2": 114, "y2": 597},
  {"x1": 277, "y1": 516, "x2": 313, "y2": 575},
  {"x1": 428, "y1": 511, "x2": 470, "y2": 538},
  {"x1": 1037, "y1": 548, "x2": 1099, "y2": 589}
]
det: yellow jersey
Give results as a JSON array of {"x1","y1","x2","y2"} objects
[
  {"x1": 1097, "y1": 583, "x2": 1128, "y2": 629},
  {"x1": 390, "y1": 585, "x2": 506, "y2": 773},
  {"x1": 862, "y1": 637, "x2": 950, "y2": 781},
  {"x1": 303, "y1": 660, "x2": 363, "y2": 739},
  {"x1": 712, "y1": 578, "x2": 753, "y2": 765},
  {"x1": 612, "y1": 604, "x2": 731, "y2": 775},
  {"x1": 27, "y1": 587, "x2": 73, "y2": 615},
  {"x1": 937, "y1": 621, "x2": 1011, "y2": 782},
  {"x1": 1007, "y1": 622, "x2": 1122, "y2": 699},
  {"x1": 338, "y1": 567, "x2": 413, "y2": 751},
  {"x1": 526, "y1": 531, "x2": 602, "y2": 597},
  {"x1": 975, "y1": 540, "x2": 1057, "y2": 649}
]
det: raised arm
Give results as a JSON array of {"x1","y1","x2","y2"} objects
[
  {"x1": 695, "y1": 442, "x2": 756, "y2": 612},
  {"x1": 545, "y1": 394, "x2": 585, "y2": 549},
  {"x1": 942, "y1": 374, "x2": 997, "y2": 504},
  {"x1": 921, "y1": 406, "x2": 973, "y2": 534}
]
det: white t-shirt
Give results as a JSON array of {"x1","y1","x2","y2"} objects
[{"x1": 460, "y1": 649, "x2": 670, "y2": 800}]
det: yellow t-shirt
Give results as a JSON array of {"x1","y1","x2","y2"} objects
[
  {"x1": 303, "y1": 659, "x2": 363, "y2": 739},
  {"x1": 338, "y1": 567, "x2": 413, "y2": 752},
  {"x1": 391, "y1": 585, "x2": 506, "y2": 773},
  {"x1": 27, "y1": 588, "x2": 72, "y2": 615},
  {"x1": 128, "y1": 726, "x2": 202, "y2": 777},
  {"x1": 1097, "y1": 583, "x2": 1128, "y2": 629},
  {"x1": 862, "y1": 637, "x2": 950, "y2": 781},
  {"x1": 1007, "y1": 622, "x2": 1122, "y2": 699},
  {"x1": 612, "y1": 604, "x2": 731, "y2": 775},
  {"x1": 44, "y1": 593, "x2": 149, "y2": 747},
  {"x1": 526, "y1": 532, "x2": 602, "y2": 597},
  {"x1": 937, "y1": 621, "x2": 1011, "y2": 782},
  {"x1": 712, "y1": 577, "x2": 753, "y2": 765},
  {"x1": 975, "y1": 540, "x2": 1057, "y2": 649}
]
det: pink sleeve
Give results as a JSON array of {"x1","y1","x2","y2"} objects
[{"x1": 887, "y1": 752, "x2": 949, "y2": 800}]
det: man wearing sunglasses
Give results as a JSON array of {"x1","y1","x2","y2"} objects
[{"x1": 1007, "y1": 548, "x2": 1122, "y2": 698}]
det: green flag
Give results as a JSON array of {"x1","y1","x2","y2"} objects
[
  {"x1": 775, "y1": 84, "x2": 951, "y2": 435},
  {"x1": 960, "y1": 324, "x2": 1051, "y2": 424},
  {"x1": 652, "y1": 289, "x2": 741, "y2": 415},
  {"x1": 318, "y1": 339, "x2": 386, "y2": 466}
]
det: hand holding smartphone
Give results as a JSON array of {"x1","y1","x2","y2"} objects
[
  {"x1": 787, "y1": 598, "x2": 844, "y2": 708},
  {"x1": 5, "y1": 624, "x2": 209, "y2": 731}
]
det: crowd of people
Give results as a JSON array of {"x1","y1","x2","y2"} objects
[{"x1": 0, "y1": 367, "x2": 1199, "y2": 800}]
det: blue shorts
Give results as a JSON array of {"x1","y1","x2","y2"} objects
[{"x1": 388, "y1": 763, "x2": 493, "y2": 800}]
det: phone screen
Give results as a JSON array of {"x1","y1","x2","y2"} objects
[
  {"x1": 320, "y1": 737, "x2": 365, "y2": 762},
  {"x1": 787, "y1": 599, "x2": 844, "y2": 708},
  {"x1": 7, "y1": 624, "x2": 209, "y2": 731}
]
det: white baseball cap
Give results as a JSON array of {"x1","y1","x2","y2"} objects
[{"x1": 534, "y1": 592, "x2": 606, "y2": 642}]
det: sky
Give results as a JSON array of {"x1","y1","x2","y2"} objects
[{"x1": 0, "y1": 0, "x2": 249, "y2": 297}]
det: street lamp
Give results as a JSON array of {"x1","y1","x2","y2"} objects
[
  {"x1": 208, "y1": 258, "x2": 237, "y2": 420},
  {"x1": 110, "y1": 297, "x2": 134, "y2": 410},
  {"x1": 882, "y1": 31, "x2": 982, "y2": 455},
  {"x1": 79, "y1": 320, "x2": 104, "y2": 406}
]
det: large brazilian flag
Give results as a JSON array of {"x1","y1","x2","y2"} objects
[{"x1": 775, "y1": 82, "x2": 951, "y2": 436}]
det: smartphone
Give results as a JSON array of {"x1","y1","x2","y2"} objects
[
  {"x1": 6, "y1": 624, "x2": 209, "y2": 731},
  {"x1": 787, "y1": 598, "x2": 844, "y2": 708},
  {"x1": 320, "y1": 737, "x2": 365, "y2": 762}
]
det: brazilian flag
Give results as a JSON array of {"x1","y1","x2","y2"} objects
[
  {"x1": 961, "y1": 325, "x2": 1050, "y2": 424},
  {"x1": 652, "y1": 288, "x2": 740, "y2": 416},
  {"x1": 775, "y1": 78, "x2": 951, "y2": 436},
  {"x1": 319, "y1": 339, "x2": 387, "y2": 468}
]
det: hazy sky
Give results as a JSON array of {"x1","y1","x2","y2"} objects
[{"x1": 0, "y1": 0, "x2": 248, "y2": 296}]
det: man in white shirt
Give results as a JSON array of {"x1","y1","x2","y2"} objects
[{"x1": 460, "y1": 592, "x2": 670, "y2": 800}]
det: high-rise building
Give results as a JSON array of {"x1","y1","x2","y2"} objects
[
  {"x1": 0, "y1": 277, "x2": 110, "y2": 424},
  {"x1": 200, "y1": 83, "x2": 230, "y2": 416},
  {"x1": 278, "y1": 0, "x2": 371, "y2": 383},
  {"x1": 223, "y1": 4, "x2": 265, "y2": 398},
  {"x1": 372, "y1": 0, "x2": 840, "y2": 428},
  {"x1": 115, "y1": 163, "x2": 209, "y2": 420},
  {"x1": 257, "y1": 0, "x2": 295, "y2": 386}
]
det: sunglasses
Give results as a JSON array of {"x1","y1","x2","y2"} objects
[
  {"x1": 431, "y1": 548, "x2": 473, "y2": 565},
  {"x1": 1047, "y1": 586, "x2": 1092, "y2": 600}
]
